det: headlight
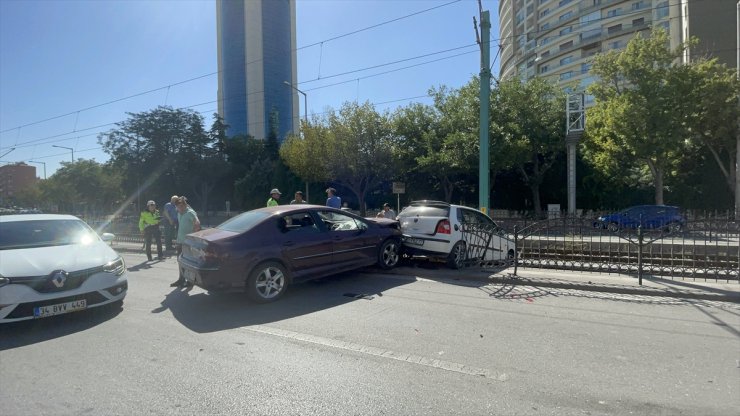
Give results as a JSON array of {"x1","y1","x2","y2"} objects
[
  {"x1": 0, "y1": 274, "x2": 10, "y2": 288},
  {"x1": 103, "y1": 257, "x2": 126, "y2": 276}
]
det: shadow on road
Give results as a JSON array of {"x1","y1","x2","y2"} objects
[
  {"x1": 0, "y1": 303, "x2": 122, "y2": 351},
  {"x1": 150, "y1": 271, "x2": 413, "y2": 334}
]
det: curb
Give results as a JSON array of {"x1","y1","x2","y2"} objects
[{"x1": 382, "y1": 267, "x2": 740, "y2": 304}]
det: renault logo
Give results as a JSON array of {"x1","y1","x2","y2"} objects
[{"x1": 50, "y1": 270, "x2": 68, "y2": 288}]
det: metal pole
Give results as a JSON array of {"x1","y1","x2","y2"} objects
[
  {"x1": 478, "y1": 9, "x2": 491, "y2": 215},
  {"x1": 29, "y1": 160, "x2": 46, "y2": 179},
  {"x1": 284, "y1": 80, "x2": 310, "y2": 202},
  {"x1": 735, "y1": 1, "x2": 739, "y2": 219},
  {"x1": 52, "y1": 145, "x2": 74, "y2": 162}
]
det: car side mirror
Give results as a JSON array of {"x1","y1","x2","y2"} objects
[{"x1": 100, "y1": 232, "x2": 115, "y2": 242}]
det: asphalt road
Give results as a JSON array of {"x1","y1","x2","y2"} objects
[{"x1": 1, "y1": 252, "x2": 738, "y2": 416}]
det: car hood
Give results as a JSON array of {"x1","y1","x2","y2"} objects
[{"x1": 0, "y1": 242, "x2": 119, "y2": 277}]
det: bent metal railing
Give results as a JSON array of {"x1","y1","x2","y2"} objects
[{"x1": 508, "y1": 217, "x2": 739, "y2": 283}]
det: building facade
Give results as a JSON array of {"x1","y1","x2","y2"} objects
[
  {"x1": 216, "y1": 0, "x2": 299, "y2": 140},
  {"x1": 0, "y1": 163, "x2": 36, "y2": 205},
  {"x1": 499, "y1": 0, "x2": 736, "y2": 104}
]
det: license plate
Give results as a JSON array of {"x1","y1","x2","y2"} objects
[
  {"x1": 34, "y1": 299, "x2": 87, "y2": 318},
  {"x1": 405, "y1": 237, "x2": 424, "y2": 246}
]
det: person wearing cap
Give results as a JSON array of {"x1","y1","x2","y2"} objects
[
  {"x1": 162, "y1": 195, "x2": 179, "y2": 251},
  {"x1": 267, "y1": 188, "x2": 281, "y2": 207},
  {"x1": 138, "y1": 200, "x2": 163, "y2": 261},
  {"x1": 290, "y1": 191, "x2": 307, "y2": 204},
  {"x1": 325, "y1": 187, "x2": 341, "y2": 209},
  {"x1": 376, "y1": 203, "x2": 396, "y2": 219}
]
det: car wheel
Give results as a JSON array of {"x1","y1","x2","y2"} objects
[
  {"x1": 378, "y1": 239, "x2": 400, "y2": 269},
  {"x1": 667, "y1": 222, "x2": 682, "y2": 233},
  {"x1": 607, "y1": 222, "x2": 620, "y2": 233},
  {"x1": 446, "y1": 241, "x2": 467, "y2": 269},
  {"x1": 247, "y1": 262, "x2": 288, "y2": 303}
]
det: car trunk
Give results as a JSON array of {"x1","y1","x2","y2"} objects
[{"x1": 398, "y1": 205, "x2": 450, "y2": 235}]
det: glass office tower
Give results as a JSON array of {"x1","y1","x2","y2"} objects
[{"x1": 216, "y1": 0, "x2": 299, "y2": 140}]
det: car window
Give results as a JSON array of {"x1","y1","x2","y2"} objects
[
  {"x1": 398, "y1": 205, "x2": 450, "y2": 218},
  {"x1": 217, "y1": 211, "x2": 270, "y2": 233},
  {"x1": 460, "y1": 208, "x2": 493, "y2": 225},
  {"x1": 278, "y1": 212, "x2": 320, "y2": 233},
  {"x1": 0, "y1": 219, "x2": 98, "y2": 250},
  {"x1": 316, "y1": 211, "x2": 367, "y2": 231}
]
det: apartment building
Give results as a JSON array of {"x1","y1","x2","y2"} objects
[
  {"x1": 0, "y1": 163, "x2": 36, "y2": 204},
  {"x1": 499, "y1": 0, "x2": 736, "y2": 104}
]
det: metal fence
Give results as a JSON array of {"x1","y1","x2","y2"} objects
[{"x1": 505, "y1": 216, "x2": 739, "y2": 283}]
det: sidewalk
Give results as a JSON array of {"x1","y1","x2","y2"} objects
[
  {"x1": 111, "y1": 240, "x2": 739, "y2": 303},
  {"x1": 385, "y1": 264, "x2": 740, "y2": 304}
]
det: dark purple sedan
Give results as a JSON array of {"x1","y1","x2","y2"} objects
[{"x1": 177, "y1": 205, "x2": 401, "y2": 303}]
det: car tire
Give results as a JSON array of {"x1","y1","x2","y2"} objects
[
  {"x1": 667, "y1": 222, "x2": 682, "y2": 233},
  {"x1": 446, "y1": 241, "x2": 467, "y2": 269},
  {"x1": 377, "y1": 239, "x2": 400, "y2": 269},
  {"x1": 607, "y1": 222, "x2": 620, "y2": 233},
  {"x1": 246, "y1": 262, "x2": 288, "y2": 303}
]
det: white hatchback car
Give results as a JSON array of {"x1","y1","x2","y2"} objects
[
  {"x1": 398, "y1": 201, "x2": 515, "y2": 269},
  {"x1": 0, "y1": 214, "x2": 128, "y2": 323}
]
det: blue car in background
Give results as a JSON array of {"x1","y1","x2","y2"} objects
[{"x1": 594, "y1": 205, "x2": 685, "y2": 233}]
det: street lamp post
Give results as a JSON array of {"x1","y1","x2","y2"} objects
[
  {"x1": 52, "y1": 145, "x2": 74, "y2": 162},
  {"x1": 283, "y1": 81, "x2": 308, "y2": 130},
  {"x1": 284, "y1": 80, "x2": 310, "y2": 201},
  {"x1": 28, "y1": 160, "x2": 46, "y2": 179}
]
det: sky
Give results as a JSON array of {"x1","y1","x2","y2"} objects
[{"x1": 0, "y1": 0, "x2": 501, "y2": 178}]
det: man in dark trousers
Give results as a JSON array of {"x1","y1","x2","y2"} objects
[{"x1": 139, "y1": 200, "x2": 163, "y2": 261}]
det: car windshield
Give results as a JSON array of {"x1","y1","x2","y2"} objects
[
  {"x1": 398, "y1": 205, "x2": 450, "y2": 218},
  {"x1": 217, "y1": 211, "x2": 270, "y2": 233},
  {"x1": 0, "y1": 219, "x2": 99, "y2": 250}
]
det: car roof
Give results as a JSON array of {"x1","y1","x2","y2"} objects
[
  {"x1": 0, "y1": 214, "x2": 80, "y2": 222},
  {"x1": 409, "y1": 200, "x2": 451, "y2": 207},
  {"x1": 250, "y1": 205, "x2": 353, "y2": 216}
]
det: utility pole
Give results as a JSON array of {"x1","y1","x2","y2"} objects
[
  {"x1": 735, "y1": 1, "x2": 739, "y2": 219},
  {"x1": 566, "y1": 93, "x2": 585, "y2": 215},
  {"x1": 475, "y1": 0, "x2": 491, "y2": 215}
]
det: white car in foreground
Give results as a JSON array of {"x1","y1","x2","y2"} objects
[
  {"x1": 398, "y1": 201, "x2": 515, "y2": 269},
  {"x1": 0, "y1": 214, "x2": 127, "y2": 323}
]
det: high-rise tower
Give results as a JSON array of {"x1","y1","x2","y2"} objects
[
  {"x1": 216, "y1": 0, "x2": 299, "y2": 140},
  {"x1": 499, "y1": 0, "x2": 736, "y2": 105}
]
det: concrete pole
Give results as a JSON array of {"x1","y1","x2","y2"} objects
[
  {"x1": 735, "y1": 1, "x2": 739, "y2": 219},
  {"x1": 478, "y1": 10, "x2": 491, "y2": 215},
  {"x1": 566, "y1": 137, "x2": 577, "y2": 215}
]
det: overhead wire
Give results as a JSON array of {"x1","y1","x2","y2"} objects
[
  {"x1": 3, "y1": 0, "x2": 732, "y2": 153},
  {"x1": 1, "y1": 0, "x2": 466, "y2": 135}
]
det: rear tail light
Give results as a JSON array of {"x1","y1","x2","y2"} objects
[{"x1": 435, "y1": 219, "x2": 451, "y2": 235}]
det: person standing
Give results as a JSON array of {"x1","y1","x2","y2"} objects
[
  {"x1": 376, "y1": 203, "x2": 396, "y2": 219},
  {"x1": 162, "y1": 195, "x2": 179, "y2": 251},
  {"x1": 290, "y1": 191, "x2": 307, "y2": 204},
  {"x1": 267, "y1": 188, "x2": 281, "y2": 207},
  {"x1": 171, "y1": 196, "x2": 201, "y2": 288},
  {"x1": 139, "y1": 200, "x2": 163, "y2": 261},
  {"x1": 326, "y1": 187, "x2": 341, "y2": 209}
]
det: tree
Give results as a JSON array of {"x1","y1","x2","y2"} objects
[
  {"x1": 491, "y1": 77, "x2": 566, "y2": 216},
  {"x1": 98, "y1": 106, "x2": 219, "y2": 211},
  {"x1": 680, "y1": 59, "x2": 740, "y2": 213},
  {"x1": 38, "y1": 159, "x2": 122, "y2": 215},
  {"x1": 586, "y1": 29, "x2": 695, "y2": 205},
  {"x1": 282, "y1": 102, "x2": 395, "y2": 215}
]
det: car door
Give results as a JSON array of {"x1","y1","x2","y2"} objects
[
  {"x1": 277, "y1": 211, "x2": 333, "y2": 281},
  {"x1": 459, "y1": 208, "x2": 503, "y2": 261},
  {"x1": 316, "y1": 210, "x2": 377, "y2": 269}
]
